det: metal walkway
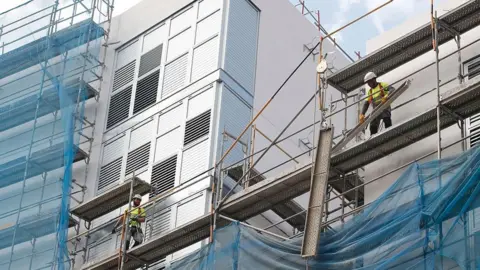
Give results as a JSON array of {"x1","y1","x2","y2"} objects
[
  {"x1": 83, "y1": 75, "x2": 480, "y2": 270},
  {"x1": 328, "y1": 0, "x2": 480, "y2": 93}
]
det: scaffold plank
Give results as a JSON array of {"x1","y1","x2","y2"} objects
[
  {"x1": 301, "y1": 128, "x2": 333, "y2": 257},
  {"x1": 0, "y1": 19, "x2": 105, "y2": 80},
  {"x1": 0, "y1": 144, "x2": 88, "y2": 189},
  {"x1": 70, "y1": 177, "x2": 151, "y2": 222},
  {"x1": 328, "y1": 0, "x2": 480, "y2": 93},
  {"x1": 0, "y1": 78, "x2": 97, "y2": 132}
]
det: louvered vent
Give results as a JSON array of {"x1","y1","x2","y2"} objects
[
  {"x1": 470, "y1": 114, "x2": 480, "y2": 148},
  {"x1": 139, "y1": 44, "x2": 163, "y2": 77},
  {"x1": 146, "y1": 209, "x2": 171, "y2": 240},
  {"x1": 112, "y1": 61, "x2": 136, "y2": 92},
  {"x1": 97, "y1": 157, "x2": 122, "y2": 193},
  {"x1": 184, "y1": 110, "x2": 211, "y2": 145},
  {"x1": 162, "y1": 54, "x2": 188, "y2": 98},
  {"x1": 150, "y1": 155, "x2": 176, "y2": 198},
  {"x1": 466, "y1": 56, "x2": 480, "y2": 80},
  {"x1": 107, "y1": 86, "x2": 132, "y2": 129},
  {"x1": 134, "y1": 70, "x2": 159, "y2": 114},
  {"x1": 125, "y1": 142, "x2": 151, "y2": 175}
]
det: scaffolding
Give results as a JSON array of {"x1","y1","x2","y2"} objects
[
  {"x1": 0, "y1": 0, "x2": 112, "y2": 269},
  {"x1": 70, "y1": 0, "x2": 480, "y2": 269}
]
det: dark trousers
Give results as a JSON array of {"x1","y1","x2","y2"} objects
[
  {"x1": 370, "y1": 117, "x2": 392, "y2": 135},
  {"x1": 126, "y1": 227, "x2": 141, "y2": 250}
]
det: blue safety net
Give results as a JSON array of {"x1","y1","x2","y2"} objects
[
  {"x1": 0, "y1": 3, "x2": 104, "y2": 269},
  {"x1": 170, "y1": 146, "x2": 480, "y2": 269}
]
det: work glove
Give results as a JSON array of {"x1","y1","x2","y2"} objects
[
  {"x1": 111, "y1": 228, "x2": 116, "y2": 234},
  {"x1": 381, "y1": 96, "x2": 388, "y2": 104},
  {"x1": 359, "y1": 114, "x2": 365, "y2": 124}
]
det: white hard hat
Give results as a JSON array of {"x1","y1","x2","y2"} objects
[
  {"x1": 364, "y1": 72, "x2": 377, "y2": 83},
  {"x1": 133, "y1": 194, "x2": 142, "y2": 200}
]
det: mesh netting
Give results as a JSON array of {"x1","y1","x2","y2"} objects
[
  {"x1": 170, "y1": 146, "x2": 480, "y2": 269},
  {"x1": 0, "y1": 3, "x2": 104, "y2": 268}
]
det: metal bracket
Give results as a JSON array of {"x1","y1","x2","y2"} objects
[
  {"x1": 437, "y1": 19, "x2": 460, "y2": 37},
  {"x1": 439, "y1": 103, "x2": 464, "y2": 122}
]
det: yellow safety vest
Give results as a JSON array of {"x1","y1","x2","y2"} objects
[
  {"x1": 365, "y1": 82, "x2": 389, "y2": 105},
  {"x1": 129, "y1": 207, "x2": 146, "y2": 227}
]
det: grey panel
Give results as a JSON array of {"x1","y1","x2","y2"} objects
[
  {"x1": 130, "y1": 120, "x2": 154, "y2": 150},
  {"x1": 162, "y1": 54, "x2": 188, "y2": 98},
  {"x1": 125, "y1": 142, "x2": 151, "y2": 176},
  {"x1": 134, "y1": 70, "x2": 159, "y2": 114},
  {"x1": 87, "y1": 237, "x2": 116, "y2": 263},
  {"x1": 180, "y1": 139, "x2": 209, "y2": 184},
  {"x1": 71, "y1": 177, "x2": 151, "y2": 222},
  {"x1": 102, "y1": 136, "x2": 125, "y2": 166},
  {"x1": 328, "y1": 0, "x2": 480, "y2": 93},
  {"x1": 176, "y1": 193, "x2": 204, "y2": 227},
  {"x1": 184, "y1": 110, "x2": 211, "y2": 145},
  {"x1": 139, "y1": 45, "x2": 163, "y2": 78},
  {"x1": 107, "y1": 86, "x2": 132, "y2": 129},
  {"x1": 150, "y1": 155, "x2": 176, "y2": 198},
  {"x1": 112, "y1": 60, "x2": 136, "y2": 92},
  {"x1": 146, "y1": 208, "x2": 171, "y2": 240},
  {"x1": 97, "y1": 157, "x2": 122, "y2": 193}
]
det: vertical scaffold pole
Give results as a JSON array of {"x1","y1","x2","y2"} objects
[{"x1": 120, "y1": 176, "x2": 135, "y2": 270}]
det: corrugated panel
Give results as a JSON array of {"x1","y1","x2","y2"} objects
[
  {"x1": 198, "y1": 0, "x2": 221, "y2": 19},
  {"x1": 97, "y1": 157, "x2": 122, "y2": 193},
  {"x1": 148, "y1": 259, "x2": 166, "y2": 270},
  {"x1": 167, "y1": 29, "x2": 192, "y2": 62},
  {"x1": 195, "y1": 11, "x2": 221, "y2": 44},
  {"x1": 146, "y1": 208, "x2": 171, "y2": 240},
  {"x1": 184, "y1": 110, "x2": 211, "y2": 145},
  {"x1": 151, "y1": 155, "x2": 177, "y2": 198},
  {"x1": 219, "y1": 88, "x2": 251, "y2": 168},
  {"x1": 143, "y1": 25, "x2": 166, "y2": 53},
  {"x1": 87, "y1": 237, "x2": 116, "y2": 262},
  {"x1": 107, "y1": 86, "x2": 132, "y2": 129},
  {"x1": 467, "y1": 55, "x2": 480, "y2": 80},
  {"x1": 181, "y1": 139, "x2": 209, "y2": 183},
  {"x1": 155, "y1": 128, "x2": 181, "y2": 162},
  {"x1": 112, "y1": 60, "x2": 136, "y2": 92},
  {"x1": 102, "y1": 136, "x2": 125, "y2": 165},
  {"x1": 158, "y1": 105, "x2": 183, "y2": 135},
  {"x1": 224, "y1": 0, "x2": 259, "y2": 93},
  {"x1": 187, "y1": 87, "x2": 213, "y2": 119},
  {"x1": 125, "y1": 142, "x2": 151, "y2": 176},
  {"x1": 130, "y1": 120, "x2": 154, "y2": 150},
  {"x1": 134, "y1": 70, "x2": 160, "y2": 114},
  {"x1": 176, "y1": 193, "x2": 204, "y2": 226},
  {"x1": 470, "y1": 114, "x2": 480, "y2": 148},
  {"x1": 162, "y1": 54, "x2": 188, "y2": 98},
  {"x1": 170, "y1": 7, "x2": 194, "y2": 36},
  {"x1": 139, "y1": 45, "x2": 162, "y2": 78},
  {"x1": 191, "y1": 36, "x2": 219, "y2": 82},
  {"x1": 116, "y1": 41, "x2": 138, "y2": 70}
]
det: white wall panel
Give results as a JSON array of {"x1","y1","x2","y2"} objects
[
  {"x1": 198, "y1": 0, "x2": 221, "y2": 19},
  {"x1": 116, "y1": 41, "x2": 139, "y2": 70},
  {"x1": 158, "y1": 105, "x2": 183, "y2": 135},
  {"x1": 102, "y1": 135, "x2": 125, "y2": 165},
  {"x1": 162, "y1": 54, "x2": 188, "y2": 98},
  {"x1": 218, "y1": 87, "x2": 251, "y2": 168},
  {"x1": 180, "y1": 139, "x2": 209, "y2": 183},
  {"x1": 191, "y1": 36, "x2": 219, "y2": 82},
  {"x1": 87, "y1": 237, "x2": 116, "y2": 262},
  {"x1": 143, "y1": 24, "x2": 167, "y2": 53},
  {"x1": 187, "y1": 87, "x2": 213, "y2": 119},
  {"x1": 173, "y1": 193, "x2": 205, "y2": 259},
  {"x1": 155, "y1": 128, "x2": 181, "y2": 162},
  {"x1": 130, "y1": 120, "x2": 154, "y2": 150},
  {"x1": 167, "y1": 29, "x2": 192, "y2": 62},
  {"x1": 170, "y1": 7, "x2": 194, "y2": 36},
  {"x1": 224, "y1": 0, "x2": 259, "y2": 93},
  {"x1": 195, "y1": 11, "x2": 221, "y2": 44}
]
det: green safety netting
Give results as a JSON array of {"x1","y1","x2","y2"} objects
[{"x1": 170, "y1": 146, "x2": 480, "y2": 269}]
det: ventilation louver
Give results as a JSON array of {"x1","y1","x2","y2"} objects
[
  {"x1": 150, "y1": 155, "x2": 176, "y2": 198},
  {"x1": 184, "y1": 110, "x2": 211, "y2": 145}
]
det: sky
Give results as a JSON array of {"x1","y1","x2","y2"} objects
[
  {"x1": 2, "y1": 0, "x2": 450, "y2": 59},
  {"x1": 292, "y1": 0, "x2": 449, "y2": 59}
]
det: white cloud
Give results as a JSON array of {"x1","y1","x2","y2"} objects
[{"x1": 364, "y1": 0, "x2": 427, "y2": 33}]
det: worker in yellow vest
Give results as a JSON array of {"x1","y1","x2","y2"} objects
[
  {"x1": 359, "y1": 72, "x2": 395, "y2": 135},
  {"x1": 112, "y1": 194, "x2": 146, "y2": 250}
]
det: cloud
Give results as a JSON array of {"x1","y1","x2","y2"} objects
[{"x1": 326, "y1": 0, "x2": 361, "y2": 42}]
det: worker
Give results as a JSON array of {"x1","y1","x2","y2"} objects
[
  {"x1": 112, "y1": 194, "x2": 146, "y2": 250},
  {"x1": 359, "y1": 72, "x2": 395, "y2": 135}
]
